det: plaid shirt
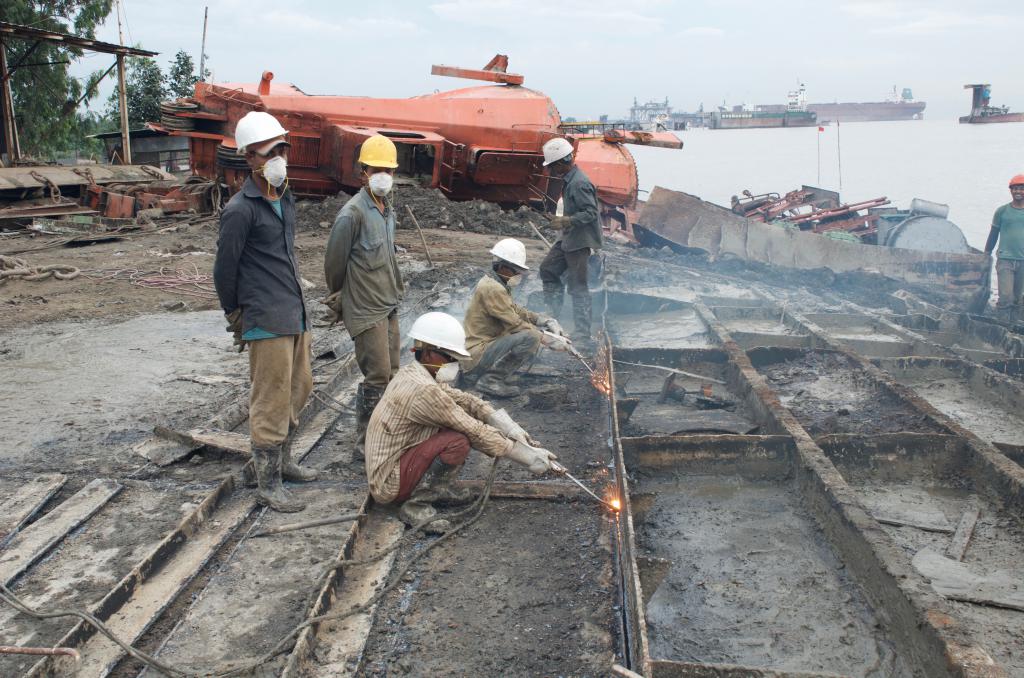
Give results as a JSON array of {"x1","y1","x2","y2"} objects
[{"x1": 366, "y1": 361, "x2": 513, "y2": 503}]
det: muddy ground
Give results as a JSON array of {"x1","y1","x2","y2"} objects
[
  {"x1": 758, "y1": 352, "x2": 943, "y2": 437},
  {"x1": 634, "y1": 475, "x2": 911, "y2": 677},
  {"x1": 358, "y1": 500, "x2": 614, "y2": 678}
]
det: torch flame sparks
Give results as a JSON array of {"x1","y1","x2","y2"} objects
[
  {"x1": 611, "y1": 498, "x2": 621, "y2": 511},
  {"x1": 590, "y1": 339, "x2": 612, "y2": 395}
]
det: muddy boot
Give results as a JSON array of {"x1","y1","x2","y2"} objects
[
  {"x1": 423, "y1": 458, "x2": 474, "y2": 504},
  {"x1": 398, "y1": 488, "x2": 451, "y2": 535},
  {"x1": 281, "y1": 432, "x2": 319, "y2": 482},
  {"x1": 474, "y1": 348, "x2": 526, "y2": 398},
  {"x1": 571, "y1": 292, "x2": 593, "y2": 344},
  {"x1": 252, "y1": 446, "x2": 306, "y2": 513},
  {"x1": 543, "y1": 282, "x2": 564, "y2": 320},
  {"x1": 353, "y1": 383, "x2": 383, "y2": 462}
]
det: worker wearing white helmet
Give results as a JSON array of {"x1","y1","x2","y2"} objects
[
  {"x1": 538, "y1": 137, "x2": 601, "y2": 344},
  {"x1": 213, "y1": 110, "x2": 316, "y2": 513},
  {"x1": 325, "y1": 134, "x2": 405, "y2": 461},
  {"x1": 365, "y1": 312, "x2": 558, "y2": 532},
  {"x1": 461, "y1": 238, "x2": 569, "y2": 397}
]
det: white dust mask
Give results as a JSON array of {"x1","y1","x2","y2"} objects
[
  {"x1": 507, "y1": 274, "x2": 524, "y2": 288},
  {"x1": 262, "y1": 156, "x2": 287, "y2": 187},
  {"x1": 368, "y1": 172, "x2": 394, "y2": 196},
  {"x1": 436, "y1": 361, "x2": 461, "y2": 384}
]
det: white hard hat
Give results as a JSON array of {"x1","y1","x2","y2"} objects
[
  {"x1": 408, "y1": 312, "x2": 470, "y2": 357},
  {"x1": 234, "y1": 111, "x2": 288, "y2": 155},
  {"x1": 542, "y1": 137, "x2": 573, "y2": 167},
  {"x1": 489, "y1": 238, "x2": 529, "y2": 270}
]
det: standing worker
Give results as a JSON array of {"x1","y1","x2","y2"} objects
[
  {"x1": 985, "y1": 174, "x2": 1024, "y2": 317},
  {"x1": 366, "y1": 312, "x2": 558, "y2": 533},
  {"x1": 463, "y1": 238, "x2": 569, "y2": 397},
  {"x1": 538, "y1": 137, "x2": 601, "y2": 345},
  {"x1": 325, "y1": 135, "x2": 405, "y2": 460},
  {"x1": 213, "y1": 111, "x2": 318, "y2": 514}
]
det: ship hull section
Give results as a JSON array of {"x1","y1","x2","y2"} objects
[{"x1": 808, "y1": 101, "x2": 926, "y2": 123}]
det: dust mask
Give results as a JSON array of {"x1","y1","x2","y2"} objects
[
  {"x1": 507, "y1": 274, "x2": 524, "y2": 288},
  {"x1": 368, "y1": 172, "x2": 393, "y2": 196},
  {"x1": 436, "y1": 361, "x2": 461, "y2": 384},
  {"x1": 262, "y1": 156, "x2": 287, "y2": 187}
]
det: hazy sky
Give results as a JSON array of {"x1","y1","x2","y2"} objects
[{"x1": 70, "y1": 0, "x2": 1022, "y2": 120}]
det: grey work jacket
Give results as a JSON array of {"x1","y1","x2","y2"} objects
[
  {"x1": 558, "y1": 165, "x2": 602, "y2": 252},
  {"x1": 324, "y1": 188, "x2": 404, "y2": 338},
  {"x1": 213, "y1": 177, "x2": 306, "y2": 335}
]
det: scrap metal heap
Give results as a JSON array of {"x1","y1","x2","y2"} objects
[{"x1": 148, "y1": 55, "x2": 681, "y2": 231}]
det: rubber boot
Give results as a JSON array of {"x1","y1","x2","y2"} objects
[
  {"x1": 281, "y1": 429, "x2": 319, "y2": 482},
  {"x1": 571, "y1": 291, "x2": 593, "y2": 344},
  {"x1": 353, "y1": 383, "x2": 383, "y2": 462},
  {"x1": 423, "y1": 458, "x2": 474, "y2": 504},
  {"x1": 475, "y1": 347, "x2": 528, "y2": 398},
  {"x1": 398, "y1": 487, "x2": 451, "y2": 535},
  {"x1": 252, "y1": 446, "x2": 306, "y2": 513},
  {"x1": 543, "y1": 282, "x2": 564, "y2": 321}
]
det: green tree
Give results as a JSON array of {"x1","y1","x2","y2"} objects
[
  {"x1": 104, "y1": 56, "x2": 164, "y2": 127},
  {"x1": 1, "y1": 0, "x2": 115, "y2": 158},
  {"x1": 165, "y1": 50, "x2": 203, "y2": 100}
]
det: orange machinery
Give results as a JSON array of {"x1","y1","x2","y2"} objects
[{"x1": 151, "y1": 55, "x2": 682, "y2": 230}]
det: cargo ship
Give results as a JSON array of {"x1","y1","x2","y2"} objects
[
  {"x1": 709, "y1": 84, "x2": 817, "y2": 129},
  {"x1": 808, "y1": 87, "x2": 926, "y2": 123},
  {"x1": 959, "y1": 83, "x2": 1024, "y2": 124}
]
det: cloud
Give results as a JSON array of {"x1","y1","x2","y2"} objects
[
  {"x1": 256, "y1": 10, "x2": 422, "y2": 37},
  {"x1": 840, "y1": 3, "x2": 1015, "y2": 34},
  {"x1": 680, "y1": 26, "x2": 725, "y2": 37},
  {"x1": 430, "y1": 0, "x2": 665, "y2": 35}
]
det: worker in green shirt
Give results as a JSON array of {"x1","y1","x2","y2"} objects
[{"x1": 984, "y1": 174, "x2": 1024, "y2": 316}]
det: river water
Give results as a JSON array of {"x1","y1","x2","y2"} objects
[{"x1": 629, "y1": 119, "x2": 1024, "y2": 250}]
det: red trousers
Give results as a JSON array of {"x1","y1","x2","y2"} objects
[{"x1": 396, "y1": 428, "x2": 471, "y2": 502}]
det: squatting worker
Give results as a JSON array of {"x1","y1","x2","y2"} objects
[
  {"x1": 213, "y1": 111, "x2": 318, "y2": 514},
  {"x1": 366, "y1": 312, "x2": 558, "y2": 533},
  {"x1": 538, "y1": 137, "x2": 601, "y2": 345},
  {"x1": 985, "y1": 174, "x2": 1024, "y2": 316},
  {"x1": 462, "y1": 238, "x2": 572, "y2": 398},
  {"x1": 325, "y1": 135, "x2": 404, "y2": 461}
]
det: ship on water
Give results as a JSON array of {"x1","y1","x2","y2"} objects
[
  {"x1": 808, "y1": 86, "x2": 926, "y2": 123},
  {"x1": 709, "y1": 83, "x2": 817, "y2": 129},
  {"x1": 959, "y1": 83, "x2": 1024, "y2": 124}
]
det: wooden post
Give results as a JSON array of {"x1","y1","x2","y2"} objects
[
  {"x1": 116, "y1": 53, "x2": 132, "y2": 165},
  {"x1": 0, "y1": 38, "x2": 20, "y2": 164},
  {"x1": 404, "y1": 204, "x2": 434, "y2": 267}
]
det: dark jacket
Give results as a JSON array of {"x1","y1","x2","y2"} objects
[
  {"x1": 558, "y1": 165, "x2": 602, "y2": 252},
  {"x1": 213, "y1": 177, "x2": 306, "y2": 335}
]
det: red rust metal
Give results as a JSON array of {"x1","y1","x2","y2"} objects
[
  {"x1": 0, "y1": 646, "x2": 81, "y2": 661},
  {"x1": 430, "y1": 54, "x2": 523, "y2": 85},
  {"x1": 152, "y1": 55, "x2": 681, "y2": 227}
]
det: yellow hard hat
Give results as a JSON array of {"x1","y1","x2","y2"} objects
[{"x1": 358, "y1": 135, "x2": 399, "y2": 169}]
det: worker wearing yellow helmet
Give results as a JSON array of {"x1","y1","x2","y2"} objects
[{"x1": 325, "y1": 134, "x2": 405, "y2": 461}]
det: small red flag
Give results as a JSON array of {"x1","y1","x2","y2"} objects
[{"x1": 818, "y1": 126, "x2": 825, "y2": 132}]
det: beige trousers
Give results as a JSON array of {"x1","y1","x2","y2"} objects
[
  {"x1": 353, "y1": 311, "x2": 400, "y2": 388},
  {"x1": 249, "y1": 332, "x2": 313, "y2": 448}
]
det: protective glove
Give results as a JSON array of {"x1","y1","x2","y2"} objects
[
  {"x1": 487, "y1": 408, "x2": 537, "y2": 446},
  {"x1": 540, "y1": 330, "x2": 570, "y2": 352},
  {"x1": 548, "y1": 216, "x2": 572, "y2": 230},
  {"x1": 505, "y1": 440, "x2": 558, "y2": 476},
  {"x1": 224, "y1": 308, "x2": 246, "y2": 353},
  {"x1": 541, "y1": 317, "x2": 565, "y2": 336}
]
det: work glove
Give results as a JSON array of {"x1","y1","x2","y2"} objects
[
  {"x1": 548, "y1": 216, "x2": 572, "y2": 231},
  {"x1": 487, "y1": 408, "x2": 537, "y2": 446},
  {"x1": 322, "y1": 290, "x2": 345, "y2": 328},
  {"x1": 541, "y1": 317, "x2": 565, "y2": 336},
  {"x1": 225, "y1": 308, "x2": 246, "y2": 353},
  {"x1": 540, "y1": 330, "x2": 571, "y2": 352},
  {"x1": 505, "y1": 440, "x2": 558, "y2": 476}
]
